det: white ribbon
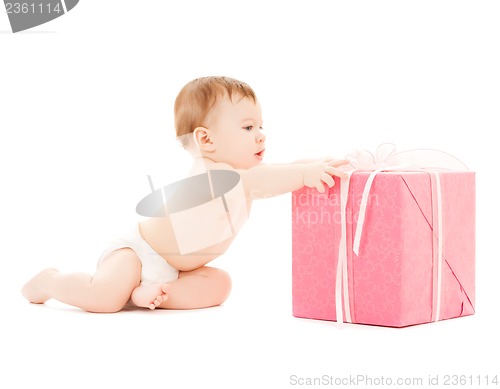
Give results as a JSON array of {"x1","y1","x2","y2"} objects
[
  {"x1": 335, "y1": 143, "x2": 468, "y2": 324},
  {"x1": 431, "y1": 172, "x2": 443, "y2": 322},
  {"x1": 336, "y1": 172, "x2": 353, "y2": 323}
]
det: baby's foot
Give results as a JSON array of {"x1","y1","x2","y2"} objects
[
  {"x1": 21, "y1": 268, "x2": 59, "y2": 304},
  {"x1": 131, "y1": 283, "x2": 171, "y2": 310}
]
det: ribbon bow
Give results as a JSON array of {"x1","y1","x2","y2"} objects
[{"x1": 346, "y1": 142, "x2": 468, "y2": 171}]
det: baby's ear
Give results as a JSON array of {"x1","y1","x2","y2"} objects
[{"x1": 193, "y1": 127, "x2": 216, "y2": 152}]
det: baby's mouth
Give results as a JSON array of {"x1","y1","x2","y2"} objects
[{"x1": 255, "y1": 149, "x2": 265, "y2": 159}]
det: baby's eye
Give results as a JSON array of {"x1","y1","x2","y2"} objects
[{"x1": 243, "y1": 126, "x2": 253, "y2": 131}]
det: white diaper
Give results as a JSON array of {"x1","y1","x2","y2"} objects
[{"x1": 97, "y1": 225, "x2": 179, "y2": 285}]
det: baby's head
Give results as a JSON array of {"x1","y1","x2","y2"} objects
[{"x1": 175, "y1": 76, "x2": 265, "y2": 169}]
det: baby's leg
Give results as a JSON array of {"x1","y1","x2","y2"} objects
[
  {"x1": 21, "y1": 248, "x2": 141, "y2": 313},
  {"x1": 157, "y1": 266, "x2": 232, "y2": 310}
]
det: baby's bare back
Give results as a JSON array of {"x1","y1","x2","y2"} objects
[
  {"x1": 137, "y1": 168, "x2": 252, "y2": 272},
  {"x1": 138, "y1": 201, "x2": 249, "y2": 272}
]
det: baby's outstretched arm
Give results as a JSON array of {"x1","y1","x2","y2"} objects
[{"x1": 237, "y1": 159, "x2": 349, "y2": 199}]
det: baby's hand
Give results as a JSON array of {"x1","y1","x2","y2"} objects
[{"x1": 303, "y1": 159, "x2": 349, "y2": 193}]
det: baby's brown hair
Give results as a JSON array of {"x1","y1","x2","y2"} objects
[{"x1": 174, "y1": 76, "x2": 257, "y2": 147}]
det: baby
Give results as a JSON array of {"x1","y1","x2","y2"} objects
[{"x1": 21, "y1": 76, "x2": 348, "y2": 312}]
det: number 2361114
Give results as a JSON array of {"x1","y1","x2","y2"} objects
[{"x1": 5, "y1": 2, "x2": 63, "y2": 14}]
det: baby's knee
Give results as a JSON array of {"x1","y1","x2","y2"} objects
[
  {"x1": 216, "y1": 268, "x2": 232, "y2": 293},
  {"x1": 206, "y1": 267, "x2": 232, "y2": 305}
]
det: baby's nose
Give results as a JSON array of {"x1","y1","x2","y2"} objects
[{"x1": 256, "y1": 131, "x2": 266, "y2": 143}]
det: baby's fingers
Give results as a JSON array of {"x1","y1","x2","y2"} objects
[
  {"x1": 321, "y1": 172, "x2": 335, "y2": 188},
  {"x1": 316, "y1": 182, "x2": 326, "y2": 193},
  {"x1": 327, "y1": 159, "x2": 350, "y2": 168},
  {"x1": 325, "y1": 165, "x2": 348, "y2": 179}
]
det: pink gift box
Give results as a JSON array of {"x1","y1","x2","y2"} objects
[{"x1": 292, "y1": 171, "x2": 475, "y2": 327}]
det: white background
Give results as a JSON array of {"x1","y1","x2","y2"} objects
[{"x1": 1, "y1": 1, "x2": 499, "y2": 388}]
